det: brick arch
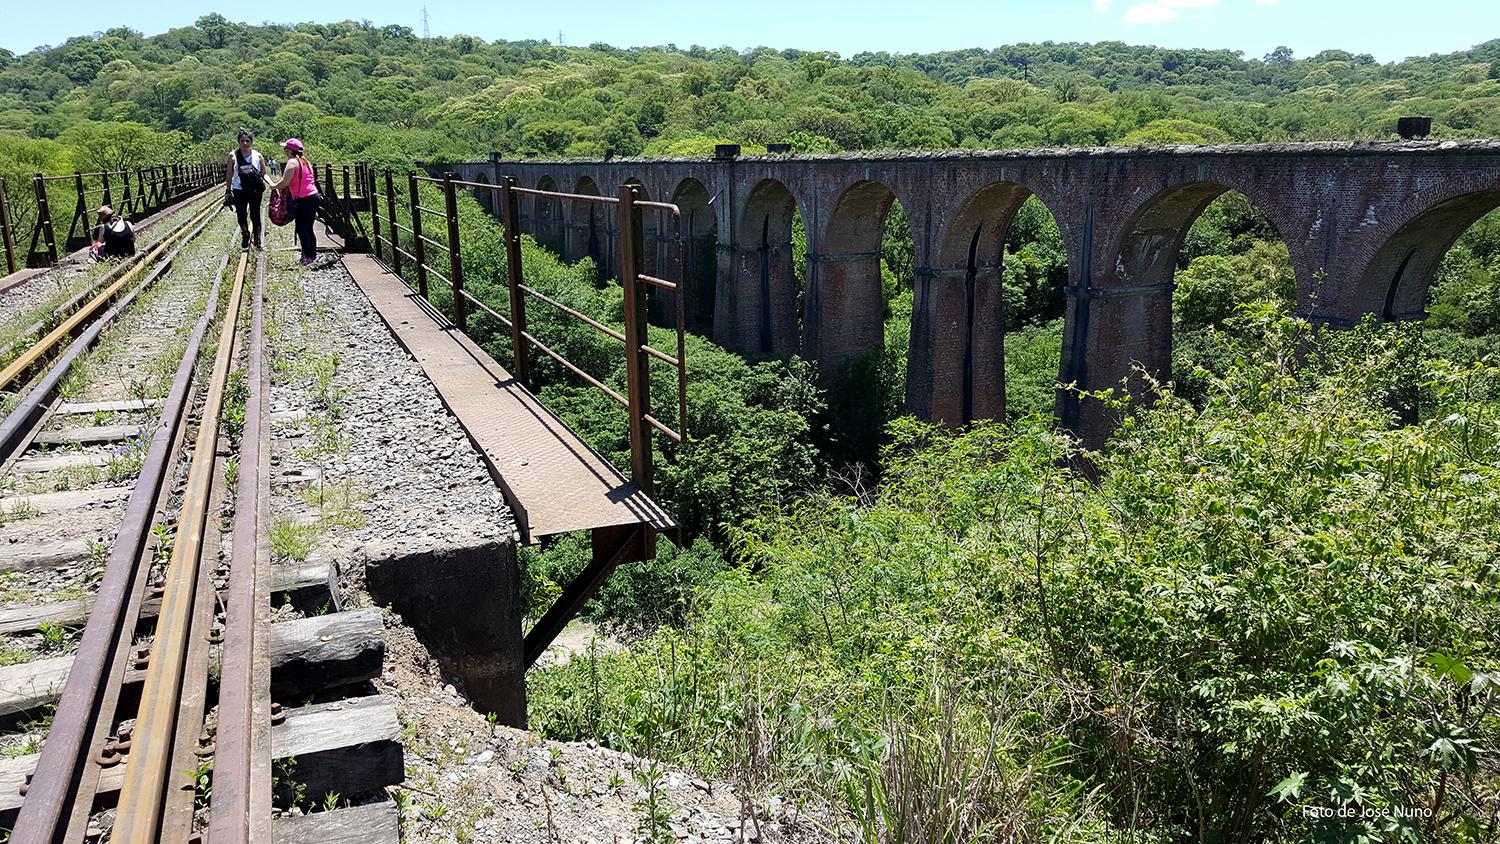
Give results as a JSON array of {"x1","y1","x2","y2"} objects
[
  {"x1": 805, "y1": 180, "x2": 906, "y2": 383},
  {"x1": 671, "y1": 178, "x2": 717, "y2": 333},
  {"x1": 567, "y1": 176, "x2": 606, "y2": 271},
  {"x1": 1108, "y1": 182, "x2": 1234, "y2": 289},
  {"x1": 933, "y1": 182, "x2": 1036, "y2": 270},
  {"x1": 1061, "y1": 181, "x2": 1296, "y2": 444},
  {"x1": 1104, "y1": 174, "x2": 1306, "y2": 284},
  {"x1": 469, "y1": 172, "x2": 494, "y2": 217},
  {"x1": 736, "y1": 178, "x2": 799, "y2": 243},
  {"x1": 910, "y1": 181, "x2": 1045, "y2": 425},
  {"x1": 1353, "y1": 190, "x2": 1500, "y2": 321},
  {"x1": 719, "y1": 179, "x2": 802, "y2": 357}
]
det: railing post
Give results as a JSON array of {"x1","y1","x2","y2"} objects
[
  {"x1": 442, "y1": 174, "x2": 467, "y2": 332},
  {"x1": 384, "y1": 170, "x2": 401, "y2": 276},
  {"x1": 0, "y1": 178, "x2": 15, "y2": 275},
  {"x1": 499, "y1": 176, "x2": 529, "y2": 386},
  {"x1": 368, "y1": 166, "x2": 383, "y2": 262},
  {"x1": 100, "y1": 171, "x2": 113, "y2": 210},
  {"x1": 171, "y1": 164, "x2": 180, "y2": 196},
  {"x1": 408, "y1": 172, "x2": 428, "y2": 298},
  {"x1": 617, "y1": 184, "x2": 652, "y2": 494},
  {"x1": 342, "y1": 166, "x2": 352, "y2": 207},
  {"x1": 33, "y1": 174, "x2": 57, "y2": 266},
  {"x1": 119, "y1": 170, "x2": 133, "y2": 218},
  {"x1": 69, "y1": 172, "x2": 88, "y2": 249}
]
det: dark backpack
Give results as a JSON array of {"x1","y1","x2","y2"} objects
[
  {"x1": 100, "y1": 219, "x2": 135, "y2": 258},
  {"x1": 236, "y1": 149, "x2": 265, "y2": 194}
]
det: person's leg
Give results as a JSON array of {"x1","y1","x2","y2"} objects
[
  {"x1": 294, "y1": 199, "x2": 308, "y2": 262},
  {"x1": 233, "y1": 190, "x2": 250, "y2": 248},
  {"x1": 295, "y1": 197, "x2": 313, "y2": 263},
  {"x1": 295, "y1": 196, "x2": 319, "y2": 263},
  {"x1": 249, "y1": 191, "x2": 264, "y2": 248}
]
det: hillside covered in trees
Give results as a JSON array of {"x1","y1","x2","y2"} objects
[{"x1": 2, "y1": 16, "x2": 1500, "y2": 179}]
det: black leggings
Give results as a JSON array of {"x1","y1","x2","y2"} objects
[
  {"x1": 293, "y1": 194, "x2": 320, "y2": 261},
  {"x1": 232, "y1": 189, "x2": 263, "y2": 244}
]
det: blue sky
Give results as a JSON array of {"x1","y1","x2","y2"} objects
[{"x1": 0, "y1": 0, "x2": 1486, "y2": 63}]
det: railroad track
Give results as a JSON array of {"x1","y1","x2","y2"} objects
[
  {"x1": 0, "y1": 191, "x2": 225, "y2": 372},
  {"x1": 0, "y1": 210, "x2": 401, "y2": 842}
]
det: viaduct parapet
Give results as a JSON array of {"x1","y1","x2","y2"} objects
[{"x1": 451, "y1": 141, "x2": 1500, "y2": 446}]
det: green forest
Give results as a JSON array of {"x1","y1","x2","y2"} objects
[
  {"x1": 3, "y1": 16, "x2": 1500, "y2": 174},
  {"x1": 5, "y1": 16, "x2": 1500, "y2": 843}
]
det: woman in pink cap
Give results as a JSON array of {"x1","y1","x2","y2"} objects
[{"x1": 269, "y1": 138, "x2": 321, "y2": 265}]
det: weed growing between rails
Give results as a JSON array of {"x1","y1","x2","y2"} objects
[
  {"x1": 528, "y1": 312, "x2": 1500, "y2": 843},
  {"x1": 54, "y1": 213, "x2": 238, "y2": 406}
]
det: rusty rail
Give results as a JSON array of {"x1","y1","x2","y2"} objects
[
  {"x1": 7, "y1": 213, "x2": 231, "y2": 844},
  {"x1": 113, "y1": 250, "x2": 250, "y2": 843},
  {"x1": 209, "y1": 248, "x2": 272, "y2": 844},
  {"x1": 0, "y1": 199, "x2": 221, "y2": 392},
  {"x1": 455, "y1": 176, "x2": 687, "y2": 445}
]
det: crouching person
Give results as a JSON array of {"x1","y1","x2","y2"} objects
[{"x1": 90, "y1": 206, "x2": 135, "y2": 261}]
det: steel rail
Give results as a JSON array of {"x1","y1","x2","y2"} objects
[
  {"x1": 0, "y1": 200, "x2": 219, "y2": 391},
  {"x1": 460, "y1": 178, "x2": 681, "y2": 217},
  {"x1": 209, "y1": 249, "x2": 271, "y2": 844},
  {"x1": 110, "y1": 251, "x2": 248, "y2": 844},
  {"x1": 637, "y1": 273, "x2": 678, "y2": 291},
  {"x1": 510, "y1": 186, "x2": 622, "y2": 204},
  {"x1": 460, "y1": 289, "x2": 513, "y2": 329},
  {"x1": 643, "y1": 412, "x2": 683, "y2": 443},
  {"x1": 640, "y1": 343, "x2": 681, "y2": 368},
  {"x1": 522, "y1": 329, "x2": 630, "y2": 408},
  {"x1": 0, "y1": 207, "x2": 225, "y2": 465},
  {"x1": 416, "y1": 233, "x2": 449, "y2": 253},
  {"x1": 420, "y1": 263, "x2": 452, "y2": 287},
  {"x1": 519, "y1": 284, "x2": 626, "y2": 343},
  {"x1": 9, "y1": 226, "x2": 233, "y2": 844}
]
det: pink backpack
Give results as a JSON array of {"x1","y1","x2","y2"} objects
[{"x1": 269, "y1": 190, "x2": 290, "y2": 226}]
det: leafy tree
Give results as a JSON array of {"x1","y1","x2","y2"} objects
[{"x1": 195, "y1": 14, "x2": 233, "y2": 49}]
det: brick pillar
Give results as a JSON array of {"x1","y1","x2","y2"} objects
[
  {"x1": 1056, "y1": 283, "x2": 1173, "y2": 451},
  {"x1": 803, "y1": 251, "x2": 886, "y2": 386},
  {"x1": 716, "y1": 235, "x2": 799, "y2": 358},
  {"x1": 907, "y1": 264, "x2": 1006, "y2": 425}
]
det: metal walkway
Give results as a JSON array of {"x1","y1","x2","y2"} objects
[{"x1": 344, "y1": 253, "x2": 676, "y2": 543}]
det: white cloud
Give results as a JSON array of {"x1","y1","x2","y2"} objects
[
  {"x1": 1122, "y1": 0, "x2": 1225, "y2": 24},
  {"x1": 1094, "y1": 0, "x2": 1113, "y2": 12},
  {"x1": 1123, "y1": 3, "x2": 1180, "y2": 23}
]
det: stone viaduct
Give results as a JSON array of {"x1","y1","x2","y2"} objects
[{"x1": 450, "y1": 141, "x2": 1500, "y2": 447}]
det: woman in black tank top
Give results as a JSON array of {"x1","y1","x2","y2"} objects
[{"x1": 226, "y1": 128, "x2": 266, "y2": 250}]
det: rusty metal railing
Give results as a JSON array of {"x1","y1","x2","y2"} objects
[
  {"x1": 364, "y1": 166, "x2": 688, "y2": 495},
  {"x1": 1, "y1": 164, "x2": 218, "y2": 272},
  {"x1": 316, "y1": 163, "x2": 371, "y2": 252}
]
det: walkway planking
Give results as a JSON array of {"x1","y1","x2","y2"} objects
[{"x1": 343, "y1": 253, "x2": 675, "y2": 542}]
